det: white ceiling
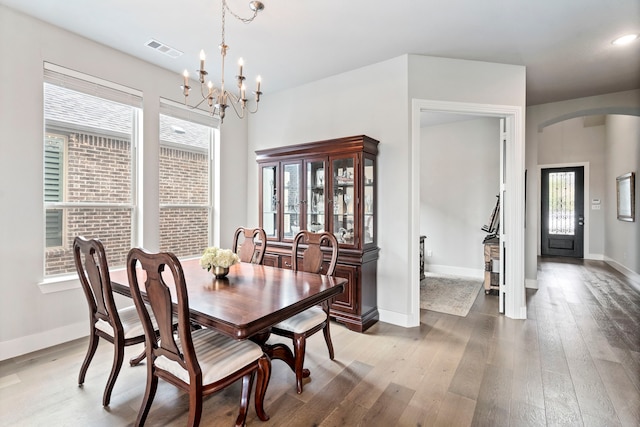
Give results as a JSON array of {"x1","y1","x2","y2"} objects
[{"x1": 2, "y1": 0, "x2": 639, "y2": 106}]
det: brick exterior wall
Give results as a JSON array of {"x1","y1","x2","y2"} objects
[
  {"x1": 45, "y1": 132, "x2": 133, "y2": 275},
  {"x1": 45, "y1": 132, "x2": 210, "y2": 275},
  {"x1": 159, "y1": 146, "x2": 210, "y2": 257},
  {"x1": 159, "y1": 208, "x2": 209, "y2": 258},
  {"x1": 159, "y1": 146, "x2": 208, "y2": 204}
]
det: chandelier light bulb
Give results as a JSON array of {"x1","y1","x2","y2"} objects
[{"x1": 199, "y1": 50, "x2": 206, "y2": 71}]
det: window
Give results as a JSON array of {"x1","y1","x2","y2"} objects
[
  {"x1": 158, "y1": 104, "x2": 217, "y2": 258},
  {"x1": 547, "y1": 171, "x2": 576, "y2": 235},
  {"x1": 43, "y1": 64, "x2": 141, "y2": 276}
]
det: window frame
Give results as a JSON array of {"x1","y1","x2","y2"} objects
[{"x1": 41, "y1": 63, "x2": 142, "y2": 284}]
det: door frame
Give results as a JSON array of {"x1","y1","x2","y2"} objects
[
  {"x1": 537, "y1": 161, "x2": 590, "y2": 258},
  {"x1": 411, "y1": 99, "x2": 526, "y2": 323}
]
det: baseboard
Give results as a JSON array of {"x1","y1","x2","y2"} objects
[
  {"x1": 0, "y1": 321, "x2": 87, "y2": 361},
  {"x1": 425, "y1": 265, "x2": 484, "y2": 280},
  {"x1": 378, "y1": 308, "x2": 417, "y2": 328},
  {"x1": 525, "y1": 279, "x2": 538, "y2": 289},
  {"x1": 585, "y1": 253, "x2": 604, "y2": 261},
  {"x1": 604, "y1": 257, "x2": 640, "y2": 292},
  {"x1": 519, "y1": 306, "x2": 527, "y2": 319}
]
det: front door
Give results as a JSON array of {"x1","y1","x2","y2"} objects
[{"x1": 541, "y1": 166, "x2": 584, "y2": 258}]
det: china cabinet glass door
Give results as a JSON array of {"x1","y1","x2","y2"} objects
[
  {"x1": 332, "y1": 156, "x2": 356, "y2": 245},
  {"x1": 282, "y1": 162, "x2": 301, "y2": 240},
  {"x1": 364, "y1": 156, "x2": 375, "y2": 245},
  {"x1": 306, "y1": 159, "x2": 326, "y2": 234},
  {"x1": 261, "y1": 164, "x2": 278, "y2": 238}
]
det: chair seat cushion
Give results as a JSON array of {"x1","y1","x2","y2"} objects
[
  {"x1": 155, "y1": 328, "x2": 264, "y2": 385},
  {"x1": 95, "y1": 305, "x2": 155, "y2": 339},
  {"x1": 273, "y1": 306, "x2": 327, "y2": 334}
]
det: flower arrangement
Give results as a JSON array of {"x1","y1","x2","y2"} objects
[{"x1": 199, "y1": 247, "x2": 240, "y2": 271}]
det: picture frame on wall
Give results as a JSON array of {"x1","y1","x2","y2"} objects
[{"x1": 616, "y1": 172, "x2": 635, "y2": 222}]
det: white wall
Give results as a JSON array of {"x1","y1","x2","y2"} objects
[
  {"x1": 604, "y1": 114, "x2": 640, "y2": 277},
  {"x1": 537, "y1": 117, "x2": 607, "y2": 258},
  {"x1": 525, "y1": 90, "x2": 640, "y2": 288},
  {"x1": 0, "y1": 6, "x2": 248, "y2": 359},
  {"x1": 248, "y1": 56, "x2": 410, "y2": 320},
  {"x1": 421, "y1": 118, "x2": 500, "y2": 276},
  {"x1": 250, "y1": 54, "x2": 526, "y2": 325}
]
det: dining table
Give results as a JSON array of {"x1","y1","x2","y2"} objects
[{"x1": 109, "y1": 258, "x2": 346, "y2": 380}]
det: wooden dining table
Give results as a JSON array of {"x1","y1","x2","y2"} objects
[{"x1": 109, "y1": 258, "x2": 346, "y2": 378}]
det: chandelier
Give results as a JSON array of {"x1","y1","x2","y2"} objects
[{"x1": 181, "y1": 0, "x2": 265, "y2": 123}]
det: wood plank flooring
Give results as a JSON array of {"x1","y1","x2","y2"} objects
[{"x1": 1, "y1": 257, "x2": 638, "y2": 426}]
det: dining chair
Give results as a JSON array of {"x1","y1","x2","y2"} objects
[
  {"x1": 126, "y1": 248, "x2": 271, "y2": 427},
  {"x1": 232, "y1": 226, "x2": 267, "y2": 264},
  {"x1": 271, "y1": 230, "x2": 339, "y2": 393},
  {"x1": 74, "y1": 236, "x2": 155, "y2": 407}
]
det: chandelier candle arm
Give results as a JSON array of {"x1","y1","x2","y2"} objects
[{"x1": 180, "y1": 0, "x2": 265, "y2": 123}]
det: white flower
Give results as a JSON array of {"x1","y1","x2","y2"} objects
[{"x1": 199, "y1": 246, "x2": 240, "y2": 271}]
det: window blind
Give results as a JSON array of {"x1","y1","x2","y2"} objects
[
  {"x1": 159, "y1": 98, "x2": 220, "y2": 128},
  {"x1": 43, "y1": 62, "x2": 143, "y2": 107}
]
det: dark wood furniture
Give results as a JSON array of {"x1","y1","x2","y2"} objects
[
  {"x1": 271, "y1": 231, "x2": 339, "y2": 393},
  {"x1": 256, "y1": 135, "x2": 379, "y2": 333},
  {"x1": 73, "y1": 236, "x2": 151, "y2": 407},
  {"x1": 483, "y1": 241, "x2": 500, "y2": 294},
  {"x1": 109, "y1": 259, "x2": 346, "y2": 383},
  {"x1": 420, "y1": 235, "x2": 426, "y2": 280},
  {"x1": 232, "y1": 226, "x2": 267, "y2": 264},
  {"x1": 126, "y1": 249, "x2": 270, "y2": 427}
]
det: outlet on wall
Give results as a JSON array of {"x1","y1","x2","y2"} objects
[{"x1": 427, "y1": 250, "x2": 433, "y2": 257}]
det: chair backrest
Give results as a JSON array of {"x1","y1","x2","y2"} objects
[
  {"x1": 291, "y1": 231, "x2": 339, "y2": 276},
  {"x1": 73, "y1": 236, "x2": 122, "y2": 334},
  {"x1": 232, "y1": 227, "x2": 267, "y2": 264},
  {"x1": 127, "y1": 248, "x2": 200, "y2": 379}
]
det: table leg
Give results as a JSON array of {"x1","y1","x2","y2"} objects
[{"x1": 251, "y1": 330, "x2": 310, "y2": 378}]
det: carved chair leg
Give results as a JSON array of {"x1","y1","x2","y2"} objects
[
  {"x1": 103, "y1": 341, "x2": 124, "y2": 406},
  {"x1": 135, "y1": 368, "x2": 158, "y2": 427},
  {"x1": 187, "y1": 385, "x2": 203, "y2": 427},
  {"x1": 235, "y1": 373, "x2": 255, "y2": 427},
  {"x1": 254, "y1": 356, "x2": 271, "y2": 421},
  {"x1": 293, "y1": 333, "x2": 307, "y2": 394},
  {"x1": 322, "y1": 321, "x2": 335, "y2": 360},
  {"x1": 129, "y1": 347, "x2": 146, "y2": 366},
  {"x1": 78, "y1": 331, "x2": 99, "y2": 385}
]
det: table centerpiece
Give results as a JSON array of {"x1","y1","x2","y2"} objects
[{"x1": 199, "y1": 247, "x2": 240, "y2": 278}]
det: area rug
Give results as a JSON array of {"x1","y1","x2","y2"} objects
[{"x1": 420, "y1": 272, "x2": 483, "y2": 317}]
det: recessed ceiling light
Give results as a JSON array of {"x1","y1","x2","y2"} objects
[{"x1": 611, "y1": 33, "x2": 639, "y2": 46}]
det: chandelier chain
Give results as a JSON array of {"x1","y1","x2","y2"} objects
[{"x1": 223, "y1": 0, "x2": 260, "y2": 24}]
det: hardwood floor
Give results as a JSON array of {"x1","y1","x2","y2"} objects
[{"x1": 1, "y1": 258, "x2": 638, "y2": 426}]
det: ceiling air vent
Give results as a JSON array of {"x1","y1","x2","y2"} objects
[{"x1": 145, "y1": 39, "x2": 183, "y2": 58}]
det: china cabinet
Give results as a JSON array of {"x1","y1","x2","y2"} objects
[{"x1": 256, "y1": 135, "x2": 379, "y2": 332}]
